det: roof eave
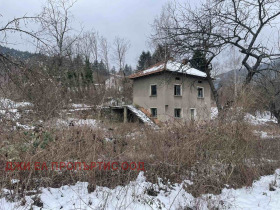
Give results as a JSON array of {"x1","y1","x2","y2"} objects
[{"x1": 129, "y1": 70, "x2": 207, "y2": 80}]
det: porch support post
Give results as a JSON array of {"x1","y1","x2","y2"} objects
[{"x1": 124, "y1": 106, "x2": 128, "y2": 123}]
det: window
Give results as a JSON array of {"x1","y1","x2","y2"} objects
[
  {"x1": 190, "y1": 108, "x2": 196, "y2": 121},
  {"x1": 150, "y1": 85, "x2": 157, "y2": 96},
  {"x1": 175, "y1": 77, "x2": 180, "y2": 80},
  {"x1": 197, "y1": 87, "x2": 204, "y2": 98},
  {"x1": 174, "y1": 85, "x2": 182, "y2": 96},
  {"x1": 174, "y1": 108, "x2": 181, "y2": 118},
  {"x1": 165, "y1": 105, "x2": 168, "y2": 112},
  {"x1": 150, "y1": 108, "x2": 157, "y2": 118}
]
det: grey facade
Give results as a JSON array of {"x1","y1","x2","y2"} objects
[{"x1": 131, "y1": 72, "x2": 211, "y2": 122}]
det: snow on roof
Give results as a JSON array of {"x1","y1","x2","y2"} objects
[
  {"x1": 129, "y1": 60, "x2": 207, "y2": 79},
  {"x1": 165, "y1": 61, "x2": 207, "y2": 77},
  {"x1": 126, "y1": 105, "x2": 158, "y2": 129}
]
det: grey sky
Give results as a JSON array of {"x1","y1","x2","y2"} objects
[
  {"x1": 1, "y1": 0, "x2": 175, "y2": 68},
  {"x1": 2, "y1": 0, "x2": 279, "y2": 73}
]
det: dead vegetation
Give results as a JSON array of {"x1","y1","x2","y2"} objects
[{"x1": 1, "y1": 110, "x2": 280, "y2": 201}]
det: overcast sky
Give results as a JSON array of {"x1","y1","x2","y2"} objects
[
  {"x1": 0, "y1": 0, "x2": 179, "y2": 68},
  {"x1": 2, "y1": 0, "x2": 279, "y2": 73}
]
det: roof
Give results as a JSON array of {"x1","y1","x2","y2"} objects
[{"x1": 128, "y1": 60, "x2": 207, "y2": 79}]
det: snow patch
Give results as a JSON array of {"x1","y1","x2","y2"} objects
[
  {"x1": 254, "y1": 130, "x2": 280, "y2": 139},
  {"x1": 56, "y1": 118, "x2": 97, "y2": 128},
  {"x1": 211, "y1": 108, "x2": 277, "y2": 125},
  {"x1": 0, "y1": 98, "x2": 32, "y2": 109},
  {"x1": 71, "y1": 103, "x2": 91, "y2": 108},
  {"x1": 211, "y1": 107, "x2": 218, "y2": 119},
  {"x1": 245, "y1": 111, "x2": 277, "y2": 125}
]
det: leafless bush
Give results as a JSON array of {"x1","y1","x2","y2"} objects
[{"x1": 1, "y1": 114, "x2": 279, "y2": 199}]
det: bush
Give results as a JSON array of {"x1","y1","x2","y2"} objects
[{"x1": 1, "y1": 116, "x2": 280, "y2": 198}]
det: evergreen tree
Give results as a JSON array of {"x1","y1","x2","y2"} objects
[
  {"x1": 67, "y1": 54, "x2": 83, "y2": 87},
  {"x1": 99, "y1": 60, "x2": 108, "y2": 76},
  {"x1": 124, "y1": 64, "x2": 133, "y2": 76},
  {"x1": 189, "y1": 50, "x2": 208, "y2": 72},
  {"x1": 92, "y1": 60, "x2": 99, "y2": 73},
  {"x1": 137, "y1": 51, "x2": 152, "y2": 70},
  {"x1": 84, "y1": 58, "x2": 93, "y2": 84}
]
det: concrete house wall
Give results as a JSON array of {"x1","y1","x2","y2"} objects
[{"x1": 132, "y1": 72, "x2": 211, "y2": 122}]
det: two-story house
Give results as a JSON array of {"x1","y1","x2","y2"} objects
[{"x1": 128, "y1": 60, "x2": 211, "y2": 122}]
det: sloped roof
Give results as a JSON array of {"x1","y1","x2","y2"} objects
[{"x1": 129, "y1": 60, "x2": 207, "y2": 79}]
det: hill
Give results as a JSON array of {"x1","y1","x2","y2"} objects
[{"x1": 0, "y1": 45, "x2": 35, "y2": 60}]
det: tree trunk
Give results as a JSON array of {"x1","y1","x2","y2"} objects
[
  {"x1": 206, "y1": 72, "x2": 222, "y2": 113},
  {"x1": 270, "y1": 102, "x2": 280, "y2": 124},
  {"x1": 244, "y1": 71, "x2": 255, "y2": 86},
  {"x1": 273, "y1": 111, "x2": 280, "y2": 124}
]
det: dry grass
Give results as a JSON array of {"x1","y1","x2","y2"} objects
[{"x1": 1, "y1": 115, "x2": 280, "y2": 199}]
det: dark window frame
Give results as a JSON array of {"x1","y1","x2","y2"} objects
[
  {"x1": 174, "y1": 108, "x2": 182, "y2": 118},
  {"x1": 150, "y1": 108, "x2": 157, "y2": 118},
  {"x1": 174, "y1": 84, "x2": 182, "y2": 96},
  {"x1": 150, "y1": 85, "x2": 157, "y2": 96},
  {"x1": 190, "y1": 108, "x2": 196, "y2": 120},
  {"x1": 197, "y1": 87, "x2": 204, "y2": 98}
]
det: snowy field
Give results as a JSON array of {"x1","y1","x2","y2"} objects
[{"x1": 1, "y1": 170, "x2": 280, "y2": 210}]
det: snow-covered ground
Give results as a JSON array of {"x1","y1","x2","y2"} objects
[
  {"x1": 56, "y1": 118, "x2": 97, "y2": 128},
  {"x1": 254, "y1": 130, "x2": 280, "y2": 139},
  {"x1": 0, "y1": 98, "x2": 32, "y2": 109},
  {"x1": 0, "y1": 98, "x2": 97, "y2": 130},
  {"x1": 245, "y1": 111, "x2": 278, "y2": 125},
  {"x1": 68, "y1": 103, "x2": 92, "y2": 112},
  {"x1": 211, "y1": 107, "x2": 277, "y2": 125},
  {"x1": 211, "y1": 107, "x2": 219, "y2": 120},
  {"x1": 1, "y1": 169, "x2": 280, "y2": 210},
  {"x1": 0, "y1": 98, "x2": 34, "y2": 129}
]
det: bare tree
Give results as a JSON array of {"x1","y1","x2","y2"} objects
[
  {"x1": 0, "y1": 12, "x2": 47, "y2": 104},
  {"x1": 255, "y1": 67, "x2": 280, "y2": 124},
  {"x1": 75, "y1": 33, "x2": 90, "y2": 60},
  {"x1": 113, "y1": 36, "x2": 130, "y2": 72},
  {"x1": 211, "y1": 0, "x2": 280, "y2": 85},
  {"x1": 153, "y1": 0, "x2": 280, "y2": 112},
  {"x1": 39, "y1": 0, "x2": 79, "y2": 67},
  {"x1": 152, "y1": 2, "x2": 224, "y2": 111},
  {"x1": 100, "y1": 36, "x2": 110, "y2": 72},
  {"x1": 0, "y1": 14, "x2": 43, "y2": 65},
  {"x1": 89, "y1": 31, "x2": 99, "y2": 62},
  {"x1": 74, "y1": 30, "x2": 99, "y2": 62}
]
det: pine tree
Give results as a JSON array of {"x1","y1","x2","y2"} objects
[
  {"x1": 189, "y1": 50, "x2": 208, "y2": 72},
  {"x1": 84, "y1": 58, "x2": 93, "y2": 84},
  {"x1": 124, "y1": 64, "x2": 133, "y2": 76},
  {"x1": 92, "y1": 60, "x2": 99, "y2": 73},
  {"x1": 99, "y1": 60, "x2": 108, "y2": 76},
  {"x1": 137, "y1": 51, "x2": 152, "y2": 71},
  {"x1": 67, "y1": 54, "x2": 84, "y2": 87}
]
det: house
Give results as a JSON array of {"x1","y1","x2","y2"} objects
[{"x1": 128, "y1": 60, "x2": 211, "y2": 122}]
